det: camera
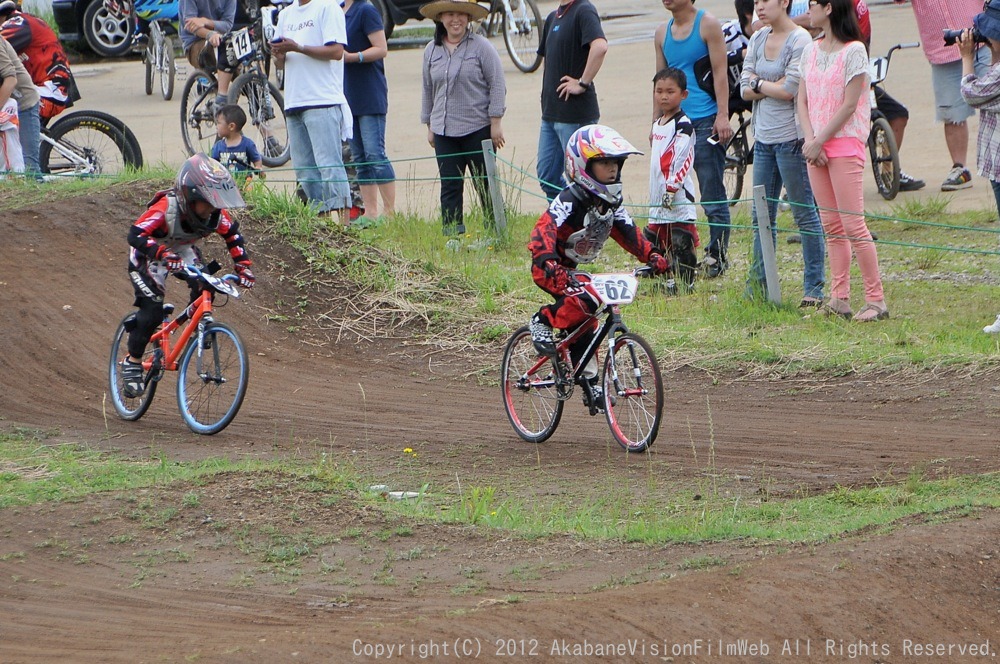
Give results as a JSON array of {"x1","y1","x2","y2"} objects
[{"x1": 943, "y1": 27, "x2": 985, "y2": 46}]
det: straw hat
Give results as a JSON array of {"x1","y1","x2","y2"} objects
[{"x1": 419, "y1": 0, "x2": 489, "y2": 21}]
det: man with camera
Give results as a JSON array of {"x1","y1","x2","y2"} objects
[{"x1": 905, "y1": 0, "x2": 990, "y2": 191}]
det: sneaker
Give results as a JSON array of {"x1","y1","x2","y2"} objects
[
  {"x1": 941, "y1": 166, "x2": 973, "y2": 191},
  {"x1": 529, "y1": 313, "x2": 556, "y2": 356},
  {"x1": 984, "y1": 314, "x2": 1000, "y2": 334},
  {"x1": 899, "y1": 172, "x2": 925, "y2": 191},
  {"x1": 131, "y1": 33, "x2": 149, "y2": 52},
  {"x1": 786, "y1": 234, "x2": 802, "y2": 244},
  {"x1": 703, "y1": 253, "x2": 727, "y2": 279},
  {"x1": 121, "y1": 360, "x2": 145, "y2": 399},
  {"x1": 778, "y1": 193, "x2": 791, "y2": 212}
]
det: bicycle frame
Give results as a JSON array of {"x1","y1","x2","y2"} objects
[{"x1": 39, "y1": 133, "x2": 95, "y2": 174}]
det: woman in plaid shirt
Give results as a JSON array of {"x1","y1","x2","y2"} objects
[
  {"x1": 958, "y1": 1, "x2": 1000, "y2": 332},
  {"x1": 420, "y1": 0, "x2": 506, "y2": 236}
]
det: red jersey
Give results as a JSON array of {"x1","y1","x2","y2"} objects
[{"x1": 0, "y1": 11, "x2": 78, "y2": 120}]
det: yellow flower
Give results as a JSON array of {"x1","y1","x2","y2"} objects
[{"x1": 403, "y1": 447, "x2": 413, "y2": 454}]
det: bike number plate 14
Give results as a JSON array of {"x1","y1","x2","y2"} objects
[
  {"x1": 231, "y1": 27, "x2": 253, "y2": 61},
  {"x1": 591, "y1": 274, "x2": 638, "y2": 305}
]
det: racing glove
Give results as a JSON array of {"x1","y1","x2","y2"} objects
[
  {"x1": 660, "y1": 191, "x2": 674, "y2": 210},
  {"x1": 544, "y1": 259, "x2": 570, "y2": 294},
  {"x1": 647, "y1": 253, "x2": 670, "y2": 276},
  {"x1": 155, "y1": 245, "x2": 184, "y2": 272},
  {"x1": 234, "y1": 263, "x2": 255, "y2": 289}
]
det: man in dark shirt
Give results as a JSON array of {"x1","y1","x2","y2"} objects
[{"x1": 535, "y1": 0, "x2": 608, "y2": 201}]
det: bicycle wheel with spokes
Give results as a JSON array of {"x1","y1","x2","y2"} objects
[
  {"x1": 108, "y1": 314, "x2": 158, "y2": 421},
  {"x1": 180, "y1": 69, "x2": 218, "y2": 157},
  {"x1": 177, "y1": 321, "x2": 249, "y2": 435},
  {"x1": 159, "y1": 35, "x2": 176, "y2": 101},
  {"x1": 502, "y1": 0, "x2": 542, "y2": 73},
  {"x1": 501, "y1": 326, "x2": 564, "y2": 443},
  {"x1": 723, "y1": 122, "x2": 749, "y2": 207},
  {"x1": 869, "y1": 116, "x2": 900, "y2": 200},
  {"x1": 603, "y1": 333, "x2": 663, "y2": 452},
  {"x1": 39, "y1": 111, "x2": 139, "y2": 176},
  {"x1": 227, "y1": 71, "x2": 290, "y2": 167},
  {"x1": 144, "y1": 44, "x2": 154, "y2": 96}
]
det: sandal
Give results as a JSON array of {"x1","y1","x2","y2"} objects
[
  {"x1": 853, "y1": 303, "x2": 890, "y2": 322},
  {"x1": 818, "y1": 299, "x2": 852, "y2": 320}
]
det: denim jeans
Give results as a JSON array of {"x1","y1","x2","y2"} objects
[
  {"x1": 537, "y1": 119, "x2": 594, "y2": 201},
  {"x1": 348, "y1": 114, "x2": 395, "y2": 185},
  {"x1": 691, "y1": 115, "x2": 731, "y2": 262},
  {"x1": 18, "y1": 102, "x2": 41, "y2": 176},
  {"x1": 748, "y1": 139, "x2": 825, "y2": 300},
  {"x1": 287, "y1": 105, "x2": 352, "y2": 213},
  {"x1": 991, "y1": 180, "x2": 1000, "y2": 218}
]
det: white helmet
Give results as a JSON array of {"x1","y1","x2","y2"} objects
[{"x1": 564, "y1": 124, "x2": 643, "y2": 206}]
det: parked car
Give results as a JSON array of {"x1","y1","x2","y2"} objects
[
  {"x1": 370, "y1": 0, "x2": 425, "y2": 38},
  {"x1": 53, "y1": 0, "x2": 133, "y2": 57}
]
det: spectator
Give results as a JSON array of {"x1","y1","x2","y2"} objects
[
  {"x1": 343, "y1": 0, "x2": 396, "y2": 219},
  {"x1": 212, "y1": 104, "x2": 263, "y2": 181},
  {"x1": 955, "y1": 4, "x2": 1000, "y2": 331},
  {"x1": 419, "y1": 0, "x2": 506, "y2": 235},
  {"x1": 0, "y1": 34, "x2": 37, "y2": 175},
  {"x1": 798, "y1": 0, "x2": 889, "y2": 322},
  {"x1": 645, "y1": 67, "x2": 699, "y2": 293},
  {"x1": 655, "y1": 0, "x2": 734, "y2": 278},
  {"x1": 724, "y1": 0, "x2": 756, "y2": 57},
  {"x1": 741, "y1": 0, "x2": 825, "y2": 306},
  {"x1": 273, "y1": 0, "x2": 354, "y2": 225},
  {"x1": 535, "y1": 0, "x2": 608, "y2": 201},
  {"x1": 0, "y1": 96, "x2": 21, "y2": 174},
  {"x1": 907, "y1": 0, "x2": 990, "y2": 190},
  {"x1": 180, "y1": 0, "x2": 238, "y2": 107},
  {"x1": 0, "y1": 0, "x2": 80, "y2": 124}
]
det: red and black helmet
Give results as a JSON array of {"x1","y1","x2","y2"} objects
[{"x1": 175, "y1": 153, "x2": 246, "y2": 234}]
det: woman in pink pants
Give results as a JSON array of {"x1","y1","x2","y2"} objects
[{"x1": 797, "y1": 0, "x2": 889, "y2": 322}]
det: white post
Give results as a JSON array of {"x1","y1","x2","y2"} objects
[
  {"x1": 753, "y1": 184, "x2": 781, "y2": 304},
  {"x1": 481, "y1": 139, "x2": 507, "y2": 234}
]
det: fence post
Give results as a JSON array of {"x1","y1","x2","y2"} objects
[
  {"x1": 753, "y1": 184, "x2": 782, "y2": 304},
  {"x1": 481, "y1": 139, "x2": 507, "y2": 234}
]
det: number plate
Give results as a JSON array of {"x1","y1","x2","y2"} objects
[
  {"x1": 591, "y1": 274, "x2": 638, "y2": 305},
  {"x1": 231, "y1": 27, "x2": 253, "y2": 61}
]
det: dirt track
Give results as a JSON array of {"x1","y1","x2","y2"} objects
[{"x1": 1, "y1": 183, "x2": 998, "y2": 661}]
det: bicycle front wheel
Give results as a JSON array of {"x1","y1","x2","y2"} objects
[
  {"x1": 869, "y1": 116, "x2": 900, "y2": 200},
  {"x1": 228, "y1": 71, "x2": 290, "y2": 167},
  {"x1": 180, "y1": 69, "x2": 218, "y2": 157},
  {"x1": 177, "y1": 322, "x2": 249, "y2": 435},
  {"x1": 109, "y1": 314, "x2": 158, "y2": 421},
  {"x1": 603, "y1": 333, "x2": 663, "y2": 452},
  {"x1": 159, "y1": 35, "x2": 176, "y2": 101},
  {"x1": 501, "y1": 326, "x2": 564, "y2": 443},
  {"x1": 502, "y1": 0, "x2": 542, "y2": 73},
  {"x1": 723, "y1": 122, "x2": 749, "y2": 207},
  {"x1": 39, "y1": 111, "x2": 139, "y2": 177},
  {"x1": 144, "y1": 45, "x2": 154, "y2": 96}
]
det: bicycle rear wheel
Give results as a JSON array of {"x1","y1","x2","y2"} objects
[
  {"x1": 502, "y1": 0, "x2": 542, "y2": 73},
  {"x1": 177, "y1": 321, "x2": 249, "y2": 435},
  {"x1": 501, "y1": 326, "x2": 564, "y2": 443},
  {"x1": 723, "y1": 122, "x2": 749, "y2": 207},
  {"x1": 869, "y1": 116, "x2": 900, "y2": 200},
  {"x1": 159, "y1": 35, "x2": 176, "y2": 101},
  {"x1": 144, "y1": 44, "x2": 154, "y2": 96},
  {"x1": 603, "y1": 333, "x2": 663, "y2": 452},
  {"x1": 227, "y1": 71, "x2": 290, "y2": 167},
  {"x1": 39, "y1": 111, "x2": 140, "y2": 177},
  {"x1": 180, "y1": 69, "x2": 218, "y2": 157},
  {"x1": 108, "y1": 314, "x2": 158, "y2": 421}
]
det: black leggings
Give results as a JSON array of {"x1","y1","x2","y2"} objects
[{"x1": 433, "y1": 126, "x2": 492, "y2": 230}]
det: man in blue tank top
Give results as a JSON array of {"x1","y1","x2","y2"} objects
[{"x1": 654, "y1": 0, "x2": 733, "y2": 277}]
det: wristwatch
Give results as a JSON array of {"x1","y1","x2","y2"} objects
[
  {"x1": 752, "y1": 78, "x2": 764, "y2": 94},
  {"x1": 578, "y1": 79, "x2": 591, "y2": 90}
]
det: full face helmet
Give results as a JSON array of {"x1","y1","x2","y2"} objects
[
  {"x1": 175, "y1": 153, "x2": 246, "y2": 234},
  {"x1": 564, "y1": 124, "x2": 643, "y2": 207}
]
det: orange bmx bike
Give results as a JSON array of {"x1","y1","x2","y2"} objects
[{"x1": 108, "y1": 264, "x2": 249, "y2": 435}]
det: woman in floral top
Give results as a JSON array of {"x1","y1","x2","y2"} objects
[
  {"x1": 797, "y1": 0, "x2": 888, "y2": 322},
  {"x1": 958, "y1": 0, "x2": 1000, "y2": 332}
]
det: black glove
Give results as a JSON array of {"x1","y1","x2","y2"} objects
[
  {"x1": 234, "y1": 263, "x2": 255, "y2": 289},
  {"x1": 155, "y1": 245, "x2": 184, "y2": 272},
  {"x1": 647, "y1": 253, "x2": 669, "y2": 275},
  {"x1": 544, "y1": 259, "x2": 570, "y2": 294}
]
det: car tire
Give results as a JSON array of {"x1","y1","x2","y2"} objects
[
  {"x1": 83, "y1": 0, "x2": 133, "y2": 58},
  {"x1": 369, "y1": 0, "x2": 394, "y2": 38}
]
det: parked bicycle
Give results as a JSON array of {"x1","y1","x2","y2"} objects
[
  {"x1": 108, "y1": 263, "x2": 250, "y2": 435},
  {"x1": 40, "y1": 110, "x2": 143, "y2": 177},
  {"x1": 138, "y1": 0, "x2": 180, "y2": 101},
  {"x1": 501, "y1": 268, "x2": 664, "y2": 452},
  {"x1": 478, "y1": 0, "x2": 542, "y2": 73},
  {"x1": 179, "y1": 15, "x2": 290, "y2": 167},
  {"x1": 722, "y1": 108, "x2": 753, "y2": 207},
  {"x1": 869, "y1": 42, "x2": 919, "y2": 201}
]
